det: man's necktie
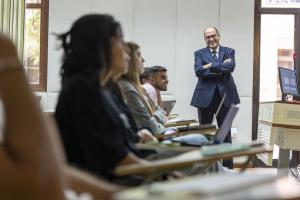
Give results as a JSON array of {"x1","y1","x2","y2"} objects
[{"x1": 212, "y1": 50, "x2": 218, "y2": 61}]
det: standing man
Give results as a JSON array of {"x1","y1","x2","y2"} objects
[{"x1": 191, "y1": 27, "x2": 240, "y2": 169}]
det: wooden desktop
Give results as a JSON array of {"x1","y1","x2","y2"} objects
[{"x1": 115, "y1": 145, "x2": 272, "y2": 176}]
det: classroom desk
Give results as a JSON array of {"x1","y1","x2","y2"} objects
[
  {"x1": 164, "y1": 119, "x2": 197, "y2": 127},
  {"x1": 115, "y1": 145, "x2": 273, "y2": 176},
  {"x1": 114, "y1": 173, "x2": 300, "y2": 200},
  {"x1": 136, "y1": 143, "x2": 197, "y2": 153},
  {"x1": 135, "y1": 143, "x2": 198, "y2": 158},
  {"x1": 137, "y1": 127, "x2": 217, "y2": 160},
  {"x1": 156, "y1": 125, "x2": 217, "y2": 141}
]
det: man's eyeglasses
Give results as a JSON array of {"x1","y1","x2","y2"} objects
[{"x1": 205, "y1": 34, "x2": 218, "y2": 40}]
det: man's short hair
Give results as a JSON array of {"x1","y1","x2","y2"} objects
[
  {"x1": 204, "y1": 26, "x2": 220, "y2": 37},
  {"x1": 149, "y1": 66, "x2": 167, "y2": 77}
]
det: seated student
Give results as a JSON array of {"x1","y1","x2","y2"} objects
[
  {"x1": 142, "y1": 67, "x2": 157, "y2": 105},
  {"x1": 139, "y1": 67, "x2": 150, "y2": 84},
  {"x1": 55, "y1": 14, "x2": 150, "y2": 183},
  {"x1": 0, "y1": 36, "x2": 120, "y2": 200},
  {"x1": 119, "y1": 42, "x2": 168, "y2": 135},
  {"x1": 143, "y1": 66, "x2": 169, "y2": 107},
  {"x1": 107, "y1": 50, "x2": 157, "y2": 144},
  {"x1": 109, "y1": 81, "x2": 157, "y2": 144}
]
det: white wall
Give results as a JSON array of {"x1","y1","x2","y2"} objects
[
  {"x1": 220, "y1": 0, "x2": 254, "y2": 143},
  {"x1": 45, "y1": 0, "x2": 255, "y2": 143}
]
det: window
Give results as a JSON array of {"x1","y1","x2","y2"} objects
[{"x1": 23, "y1": 0, "x2": 49, "y2": 91}]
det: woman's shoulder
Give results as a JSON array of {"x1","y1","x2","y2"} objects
[
  {"x1": 118, "y1": 79, "x2": 137, "y2": 92},
  {"x1": 58, "y1": 74, "x2": 101, "y2": 103},
  {"x1": 62, "y1": 74, "x2": 97, "y2": 91}
]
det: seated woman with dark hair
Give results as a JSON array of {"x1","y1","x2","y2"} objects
[
  {"x1": 55, "y1": 14, "x2": 157, "y2": 183},
  {"x1": 107, "y1": 80, "x2": 157, "y2": 144},
  {"x1": 0, "y1": 35, "x2": 126, "y2": 200}
]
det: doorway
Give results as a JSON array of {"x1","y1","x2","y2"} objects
[
  {"x1": 253, "y1": 0, "x2": 300, "y2": 139},
  {"x1": 253, "y1": 0, "x2": 300, "y2": 166}
]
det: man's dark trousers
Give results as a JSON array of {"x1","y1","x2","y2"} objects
[{"x1": 198, "y1": 90, "x2": 233, "y2": 169}]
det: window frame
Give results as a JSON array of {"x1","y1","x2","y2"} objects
[{"x1": 25, "y1": 0, "x2": 49, "y2": 92}]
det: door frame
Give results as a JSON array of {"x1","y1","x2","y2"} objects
[{"x1": 252, "y1": 0, "x2": 300, "y2": 139}]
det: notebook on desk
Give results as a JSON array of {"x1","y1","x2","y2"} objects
[{"x1": 171, "y1": 104, "x2": 239, "y2": 147}]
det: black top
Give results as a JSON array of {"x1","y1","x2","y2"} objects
[
  {"x1": 55, "y1": 74, "x2": 137, "y2": 180},
  {"x1": 108, "y1": 82, "x2": 140, "y2": 143}
]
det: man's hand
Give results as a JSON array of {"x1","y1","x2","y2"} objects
[
  {"x1": 203, "y1": 63, "x2": 212, "y2": 69},
  {"x1": 223, "y1": 58, "x2": 231, "y2": 63}
]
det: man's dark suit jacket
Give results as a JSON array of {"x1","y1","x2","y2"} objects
[{"x1": 191, "y1": 45, "x2": 240, "y2": 108}]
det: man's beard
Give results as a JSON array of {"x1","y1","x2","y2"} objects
[{"x1": 155, "y1": 84, "x2": 167, "y2": 91}]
